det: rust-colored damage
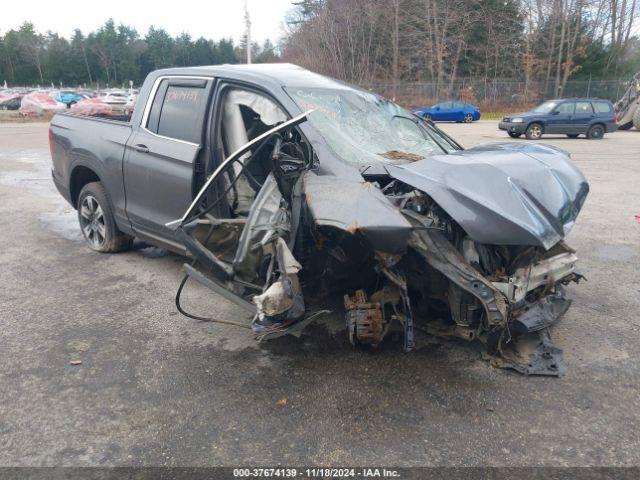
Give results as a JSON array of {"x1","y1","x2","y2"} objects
[{"x1": 344, "y1": 289, "x2": 385, "y2": 346}]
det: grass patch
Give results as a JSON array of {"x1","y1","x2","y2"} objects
[
  {"x1": 0, "y1": 111, "x2": 55, "y2": 123},
  {"x1": 480, "y1": 112, "x2": 506, "y2": 120}
]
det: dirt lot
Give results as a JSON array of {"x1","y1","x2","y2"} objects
[{"x1": 0, "y1": 120, "x2": 639, "y2": 467}]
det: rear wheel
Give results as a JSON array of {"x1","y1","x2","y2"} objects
[
  {"x1": 508, "y1": 132, "x2": 522, "y2": 138},
  {"x1": 77, "y1": 182, "x2": 133, "y2": 253},
  {"x1": 525, "y1": 123, "x2": 543, "y2": 140},
  {"x1": 587, "y1": 124, "x2": 605, "y2": 140},
  {"x1": 463, "y1": 113, "x2": 474, "y2": 123},
  {"x1": 423, "y1": 113, "x2": 432, "y2": 121},
  {"x1": 566, "y1": 134, "x2": 579, "y2": 138},
  {"x1": 633, "y1": 107, "x2": 640, "y2": 130}
]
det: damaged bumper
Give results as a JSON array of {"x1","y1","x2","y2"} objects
[{"x1": 491, "y1": 251, "x2": 578, "y2": 304}]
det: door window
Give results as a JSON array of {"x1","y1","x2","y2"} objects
[
  {"x1": 575, "y1": 102, "x2": 593, "y2": 114},
  {"x1": 555, "y1": 102, "x2": 575, "y2": 114},
  {"x1": 145, "y1": 79, "x2": 210, "y2": 144},
  {"x1": 158, "y1": 86, "x2": 209, "y2": 143}
]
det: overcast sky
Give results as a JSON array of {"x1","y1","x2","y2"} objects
[{"x1": 2, "y1": 0, "x2": 295, "y2": 43}]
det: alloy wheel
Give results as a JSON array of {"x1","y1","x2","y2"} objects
[
  {"x1": 589, "y1": 126, "x2": 604, "y2": 139},
  {"x1": 464, "y1": 113, "x2": 473, "y2": 123},
  {"x1": 528, "y1": 124, "x2": 542, "y2": 139},
  {"x1": 79, "y1": 195, "x2": 106, "y2": 248}
]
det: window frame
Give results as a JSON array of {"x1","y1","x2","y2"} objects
[
  {"x1": 592, "y1": 101, "x2": 613, "y2": 113},
  {"x1": 140, "y1": 75, "x2": 213, "y2": 146},
  {"x1": 575, "y1": 101, "x2": 594, "y2": 114},
  {"x1": 554, "y1": 101, "x2": 575, "y2": 115}
]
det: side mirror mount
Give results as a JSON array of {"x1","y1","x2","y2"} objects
[{"x1": 552, "y1": 110, "x2": 560, "y2": 115}]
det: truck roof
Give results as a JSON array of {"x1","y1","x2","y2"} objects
[{"x1": 146, "y1": 63, "x2": 350, "y2": 91}]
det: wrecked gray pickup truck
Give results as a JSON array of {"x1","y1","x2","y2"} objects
[{"x1": 51, "y1": 65, "x2": 588, "y2": 375}]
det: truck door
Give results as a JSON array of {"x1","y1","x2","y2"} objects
[
  {"x1": 123, "y1": 77, "x2": 213, "y2": 248},
  {"x1": 547, "y1": 101, "x2": 574, "y2": 133}
]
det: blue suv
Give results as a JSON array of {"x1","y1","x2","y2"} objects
[{"x1": 499, "y1": 98, "x2": 617, "y2": 140}]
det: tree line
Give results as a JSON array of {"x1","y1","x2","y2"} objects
[
  {"x1": 0, "y1": 20, "x2": 278, "y2": 87},
  {"x1": 1, "y1": 1, "x2": 639, "y2": 93},
  {"x1": 281, "y1": 0, "x2": 640, "y2": 98}
]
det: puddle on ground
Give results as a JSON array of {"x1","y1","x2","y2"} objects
[{"x1": 0, "y1": 148, "x2": 82, "y2": 242}]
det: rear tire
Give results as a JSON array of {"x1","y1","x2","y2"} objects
[
  {"x1": 463, "y1": 113, "x2": 474, "y2": 123},
  {"x1": 633, "y1": 107, "x2": 640, "y2": 130},
  {"x1": 587, "y1": 124, "x2": 605, "y2": 140},
  {"x1": 423, "y1": 113, "x2": 432, "y2": 121},
  {"x1": 525, "y1": 123, "x2": 543, "y2": 140},
  {"x1": 618, "y1": 122, "x2": 633, "y2": 130},
  {"x1": 566, "y1": 134, "x2": 579, "y2": 138},
  {"x1": 508, "y1": 132, "x2": 522, "y2": 138},
  {"x1": 77, "y1": 182, "x2": 133, "y2": 253}
]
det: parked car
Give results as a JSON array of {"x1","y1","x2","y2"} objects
[
  {"x1": 49, "y1": 64, "x2": 588, "y2": 375},
  {"x1": 70, "y1": 98, "x2": 113, "y2": 116},
  {"x1": 53, "y1": 90, "x2": 84, "y2": 107},
  {"x1": 20, "y1": 93, "x2": 67, "y2": 115},
  {"x1": 413, "y1": 101, "x2": 481, "y2": 122},
  {"x1": 499, "y1": 98, "x2": 617, "y2": 140},
  {"x1": 98, "y1": 90, "x2": 129, "y2": 105},
  {"x1": 0, "y1": 94, "x2": 23, "y2": 110}
]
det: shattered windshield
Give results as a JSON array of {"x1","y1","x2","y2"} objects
[{"x1": 285, "y1": 87, "x2": 455, "y2": 165}]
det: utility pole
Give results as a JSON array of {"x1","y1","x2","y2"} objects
[{"x1": 244, "y1": 0, "x2": 252, "y2": 64}]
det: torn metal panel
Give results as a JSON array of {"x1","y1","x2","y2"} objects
[
  {"x1": 511, "y1": 287, "x2": 572, "y2": 335},
  {"x1": 487, "y1": 329, "x2": 566, "y2": 377},
  {"x1": 492, "y1": 251, "x2": 578, "y2": 303},
  {"x1": 166, "y1": 110, "x2": 312, "y2": 229},
  {"x1": 253, "y1": 238, "x2": 304, "y2": 320},
  {"x1": 408, "y1": 226, "x2": 508, "y2": 327},
  {"x1": 385, "y1": 142, "x2": 589, "y2": 249},
  {"x1": 232, "y1": 174, "x2": 285, "y2": 282},
  {"x1": 303, "y1": 173, "x2": 413, "y2": 254}
]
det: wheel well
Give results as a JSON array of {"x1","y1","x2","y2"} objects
[
  {"x1": 590, "y1": 122, "x2": 605, "y2": 130},
  {"x1": 70, "y1": 166, "x2": 100, "y2": 208}
]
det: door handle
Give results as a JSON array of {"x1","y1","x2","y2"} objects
[{"x1": 133, "y1": 144, "x2": 149, "y2": 153}]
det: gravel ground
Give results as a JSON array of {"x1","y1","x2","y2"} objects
[{"x1": 0, "y1": 120, "x2": 638, "y2": 467}]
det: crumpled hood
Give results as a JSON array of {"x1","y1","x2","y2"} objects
[{"x1": 385, "y1": 142, "x2": 589, "y2": 249}]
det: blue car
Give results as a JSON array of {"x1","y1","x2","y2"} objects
[
  {"x1": 413, "y1": 101, "x2": 481, "y2": 122},
  {"x1": 53, "y1": 90, "x2": 84, "y2": 107},
  {"x1": 499, "y1": 98, "x2": 618, "y2": 140}
]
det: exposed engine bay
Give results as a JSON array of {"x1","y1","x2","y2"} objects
[{"x1": 169, "y1": 93, "x2": 589, "y2": 377}]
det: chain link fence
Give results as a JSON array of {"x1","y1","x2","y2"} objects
[{"x1": 363, "y1": 79, "x2": 629, "y2": 110}]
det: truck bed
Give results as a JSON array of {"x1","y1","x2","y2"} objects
[{"x1": 50, "y1": 112, "x2": 134, "y2": 231}]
